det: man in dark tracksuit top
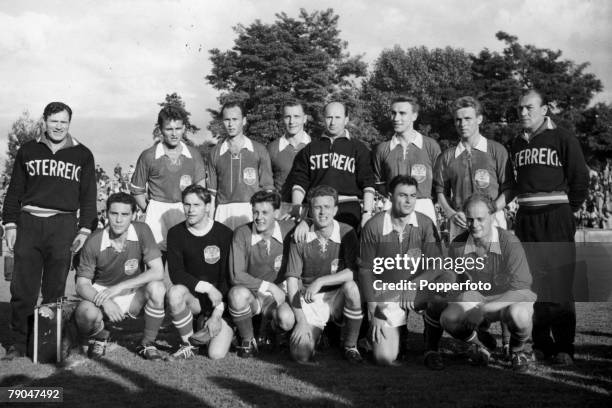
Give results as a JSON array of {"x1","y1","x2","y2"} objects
[
  {"x1": 2, "y1": 102, "x2": 97, "y2": 359},
  {"x1": 290, "y1": 101, "x2": 376, "y2": 233},
  {"x1": 508, "y1": 89, "x2": 588, "y2": 366}
]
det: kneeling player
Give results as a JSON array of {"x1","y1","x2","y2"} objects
[
  {"x1": 228, "y1": 190, "x2": 295, "y2": 357},
  {"x1": 360, "y1": 175, "x2": 447, "y2": 366},
  {"x1": 74, "y1": 193, "x2": 166, "y2": 360},
  {"x1": 166, "y1": 185, "x2": 234, "y2": 359},
  {"x1": 425, "y1": 194, "x2": 536, "y2": 371},
  {"x1": 286, "y1": 185, "x2": 364, "y2": 364}
]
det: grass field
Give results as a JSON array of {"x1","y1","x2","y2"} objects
[{"x1": 1, "y1": 297, "x2": 610, "y2": 408}]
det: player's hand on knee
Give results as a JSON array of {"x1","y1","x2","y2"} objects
[
  {"x1": 303, "y1": 280, "x2": 322, "y2": 303},
  {"x1": 293, "y1": 220, "x2": 309, "y2": 243},
  {"x1": 5, "y1": 228, "x2": 16, "y2": 251},
  {"x1": 204, "y1": 316, "x2": 222, "y2": 338},
  {"x1": 291, "y1": 322, "x2": 311, "y2": 345},
  {"x1": 102, "y1": 300, "x2": 124, "y2": 323},
  {"x1": 369, "y1": 317, "x2": 387, "y2": 344},
  {"x1": 70, "y1": 231, "x2": 89, "y2": 253},
  {"x1": 207, "y1": 286, "x2": 223, "y2": 308},
  {"x1": 94, "y1": 286, "x2": 122, "y2": 307},
  {"x1": 269, "y1": 284, "x2": 286, "y2": 306},
  {"x1": 451, "y1": 211, "x2": 467, "y2": 229}
]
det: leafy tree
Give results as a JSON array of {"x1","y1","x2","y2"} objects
[
  {"x1": 2, "y1": 111, "x2": 43, "y2": 185},
  {"x1": 576, "y1": 103, "x2": 612, "y2": 161},
  {"x1": 206, "y1": 8, "x2": 371, "y2": 145},
  {"x1": 153, "y1": 92, "x2": 200, "y2": 145}
]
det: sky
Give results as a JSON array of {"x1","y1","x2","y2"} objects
[{"x1": 1, "y1": 0, "x2": 610, "y2": 171}]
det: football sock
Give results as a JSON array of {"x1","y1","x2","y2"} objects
[
  {"x1": 423, "y1": 311, "x2": 443, "y2": 351},
  {"x1": 142, "y1": 304, "x2": 165, "y2": 345},
  {"x1": 230, "y1": 305, "x2": 254, "y2": 341},
  {"x1": 172, "y1": 306, "x2": 194, "y2": 343},
  {"x1": 342, "y1": 306, "x2": 363, "y2": 348}
]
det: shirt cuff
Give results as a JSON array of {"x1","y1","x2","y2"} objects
[
  {"x1": 195, "y1": 281, "x2": 213, "y2": 294},
  {"x1": 258, "y1": 281, "x2": 271, "y2": 294},
  {"x1": 78, "y1": 228, "x2": 92, "y2": 235},
  {"x1": 4, "y1": 223, "x2": 16, "y2": 230}
]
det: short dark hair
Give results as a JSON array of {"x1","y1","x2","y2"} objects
[
  {"x1": 388, "y1": 175, "x2": 419, "y2": 195},
  {"x1": 308, "y1": 185, "x2": 338, "y2": 206},
  {"x1": 463, "y1": 193, "x2": 496, "y2": 215},
  {"x1": 519, "y1": 88, "x2": 549, "y2": 107},
  {"x1": 182, "y1": 184, "x2": 212, "y2": 204},
  {"x1": 281, "y1": 100, "x2": 305, "y2": 114},
  {"x1": 43, "y1": 102, "x2": 72, "y2": 121},
  {"x1": 157, "y1": 105, "x2": 188, "y2": 128},
  {"x1": 221, "y1": 101, "x2": 245, "y2": 118},
  {"x1": 250, "y1": 190, "x2": 281, "y2": 210},
  {"x1": 106, "y1": 192, "x2": 137, "y2": 213},
  {"x1": 323, "y1": 101, "x2": 349, "y2": 118},
  {"x1": 451, "y1": 96, "x2": 483, "y2": 117},
  {"x1": 391, "y1": 95, "x2": 420, "y2": 114}
]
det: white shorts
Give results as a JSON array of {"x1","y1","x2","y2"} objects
[
  {"x1": 214, "y1": 202, "x2": 253, "y2": 230},
  {"x1": 253, "y1": 281, "x2": 287, "y2": 315},
  {"x1": 92, "y1": 283, "x2": 137, "y2": 317},
  {"x1": 145, "y1": 200, "x2": 185, "y2": 251},
  {"x1": 300, "y1": 288, "x2": 345, "y2": 329},
  {"x1": 449, "y1": 210, "x2": 506, "y2": 242},
  {"x1": 383, "y1": 198, "x2": 437, "y2": 226}
]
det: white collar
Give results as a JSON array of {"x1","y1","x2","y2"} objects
[
  {"x1": 464, "y1": 225, "x2": 502, "y2": 255},
  {"x1": 219, "y1": 136, "x2": 255, "y2": 156},
  {"x1": 382, "y1": 210, "x2": 418, "y2": 235},
  {"x1": 278, "y1": 132, "x2": 311, "y2": 152},
  {"x1": 389, "y1": 132, "x2": 423, "y2": 150},
  {"x1": 455, "y1": 135, "x2": 488, "y2": 158},
  {"x1": 306, "y1": 220, "x2": 342, "y2": 243},
  {"x1": 251, "y1": 221, "x2": 284, "y2": 246},
  {"x1": 154, "y1": 141, "x2": 193, "y2": 159},
  {"x1": 100, "y1": 224, "x2": 139, "y2": 251}
]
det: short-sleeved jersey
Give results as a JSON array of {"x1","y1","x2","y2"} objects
[
  {"x1": 433, "y1": 136, "x2": 509, "y2": 211},
  {"x1": 449, "y1": 228, "x2": 532, "y2": 296},
  {"x1": 130, "y1": 142, "x2": 208, "y2": 203},
  {"x1": 208, "y1": 137, "x2": 274, "y2": 205},
  {"x1": 373, "y1": 133, "x2": 441, "y2": 199},
  {"x1": 285, "y1": 220, "x2": 359, "y2": 291},
  {"x1": 167, "y1": 220, "x2": 233, "y2": 296},
  {"x1": 229, "y1": 220, "x2": 295, "y2": 291},
  {"x1": 77, "y1": 222, "x2": 161, "y2": 287},
  {"x1": 267, "y1": 133, "x2": 310, "y2": 202}
]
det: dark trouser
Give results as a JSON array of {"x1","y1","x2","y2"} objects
[
  {"x1": 336, "y1": 201, "x2": 361, "y2": 232},
  {"x1": 10, "y1": 212, "x2": 77, "y2": 347},
  {"x1": 515, "y1": 204, "x2": 576, "y2": 357}
]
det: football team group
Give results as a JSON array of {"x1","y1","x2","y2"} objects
[{"x1": 2, "y1": 89, "x2": 588, "y2": 373}]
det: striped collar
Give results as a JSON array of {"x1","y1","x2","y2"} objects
[
  {"x1": 306, "y1": 220, "x2": 342, "y2": 243},
  {"x1": 455, "y1": 135, "x2": 487, "y2": 158},
  {"x1": 100, "y1": 224, "x2": 139, "y2": 251},
  {"x1": 389, "y1": 131, "x2": 423, "y2": 150},
  {"x1": 251, "y1": 221, "x2": 284, "y2": 246},
  {"x1": 219, "y1": 136, "x2": 255, "y2": 156},
  {"x1": 154, "y1": 141, "x2": 193, "y2": 159},
  {"x1": 382, "y1": 210, "x2": 418, "y2": 235}
]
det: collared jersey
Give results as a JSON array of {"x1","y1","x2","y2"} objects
[
  {"x1": 449, "y1": 228, "x2": 532, "y2": 296},
  {"x1": 373, "y1": 133, "x2": 441, "y2": 198},
  {"x1": 208, "y1": 137, "x2": 274, "y2": 205},
  {"x1": 77, "y1": 222, "x2": 161, "y2": 287},
  {"x1": 130, "y1": 142, "x2": 208, "y2": 203},
  {"x1": 267, "y1": 133, "x2": 310, "y2": 202},
  {"x1": 285, "y1": 220, "x2": 359, "y2": 291},
  {"x1": 433, "y1": 137, "x2": 510, "y2": 211},
  {"x1": 229, "y1": 220, "x2": 295, "y2": 291}
]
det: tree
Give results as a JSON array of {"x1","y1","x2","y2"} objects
[
  {"x1": 206, "y1": 8, "x2": 371, "y2": 145},
  {"x1": 152, "y1": 92, "x2": 200, "y2": 145},
  {"x1": 576, "y1": 103, "x2": 612, "y2": 162},
  {"x1": 2, "y1": 111, "x2": 43, "y2": 186}
]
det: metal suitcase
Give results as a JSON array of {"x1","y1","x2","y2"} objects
[{"x1": 31, "y1": 298, "x2": 78, "y2": 364}]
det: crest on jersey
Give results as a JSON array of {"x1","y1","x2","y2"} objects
[
  {"x1": 474, "y1": 169, "x2": 490, "y2": 189},
  {"x1": 179, "y1": 175, "x2": 193, "y2": 191},
  {"x1": 411, "y1": 164, "x2": 427, "y2": 184},
  {"x1": 243, "y1": 167, "x2": 257, "y2": 186},
  {"x1": 330, "y1": 259, "x2": 339, "y2": 274},
  {"x1": 203, "y1": 245, "x2": 221, "y2": 264},
  {"x1": 274, "y1": 255, "x2": 283, "y2": 272},
  {"x1": 124, "y1": 259, "x2": 139, "y2": 275}
]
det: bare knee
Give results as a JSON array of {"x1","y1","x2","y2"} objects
[
  {"x1": 504, "y1": 303, "x2": 533, "y2": 330},
  {"x1": 146, "y1": 280, "x2": 166, "y2": 305},
  {"x1": 440, "y1": 305, "x2": 464, "y2": 335},
  {"x1": 228, "y1": 286, "x2": 251, "y2": 309},
  {"x1": 373, "y1": 347, "x2": 398, "y2": 366},
  {"x1": 275, "y1": 304, "x2": 295, "y2": 332},
  {"x1": 75, "y1": 301, "x2": 101, "y2": 329},
  {"x1": 166, "y1": 285, "x2": 188, "y2": 312},
  {"x1": 290, "y1": 343, "x2": 315, "y2": 363},
  {"x1": 342, "y1": 280, "x2": 361, "y2": 307}
]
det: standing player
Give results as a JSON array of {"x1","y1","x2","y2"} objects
[
  {"x1": 359, "y1": 175, "x2": 447, "y2": 366},
  {"x1": 228, "y1": 190, "x2": 295, "y2": 357},
  {"x1": 73, "y1": 193, "x2": 166, "y2": 360},
  {"x1": 286, "y1": 185, "x2": 364, "y2": 364},
  {"x1": 130, "y1": 105, "x2": 209, "y2": 255},
  {"x1": 434, "y1": 96, "x2": 511, "y2": 241},
  {"x1": 290, "y1": 101, "x2": 375, "y2": 233},
  {"x1": 2, "y1": 102, "x2": 97, "y2": 360},
  {"x1": 208, "y1": 102, "x2": 274, "y2": 230},
  {"x1": 165, "y1": 185, "x2": 234, "y2": 360},
  {"x1": 267, "y1": 101, "x2": 311, "y2": 217},
  {"x1": 509, "y1": 89, "x2": 588, "y2": 365},
  {"x1": 373, "y1": 96, "x2": 441, "y2": 224},
  {"x1": 425, "y1": 194, "x2": 536, "y2": 371}
]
